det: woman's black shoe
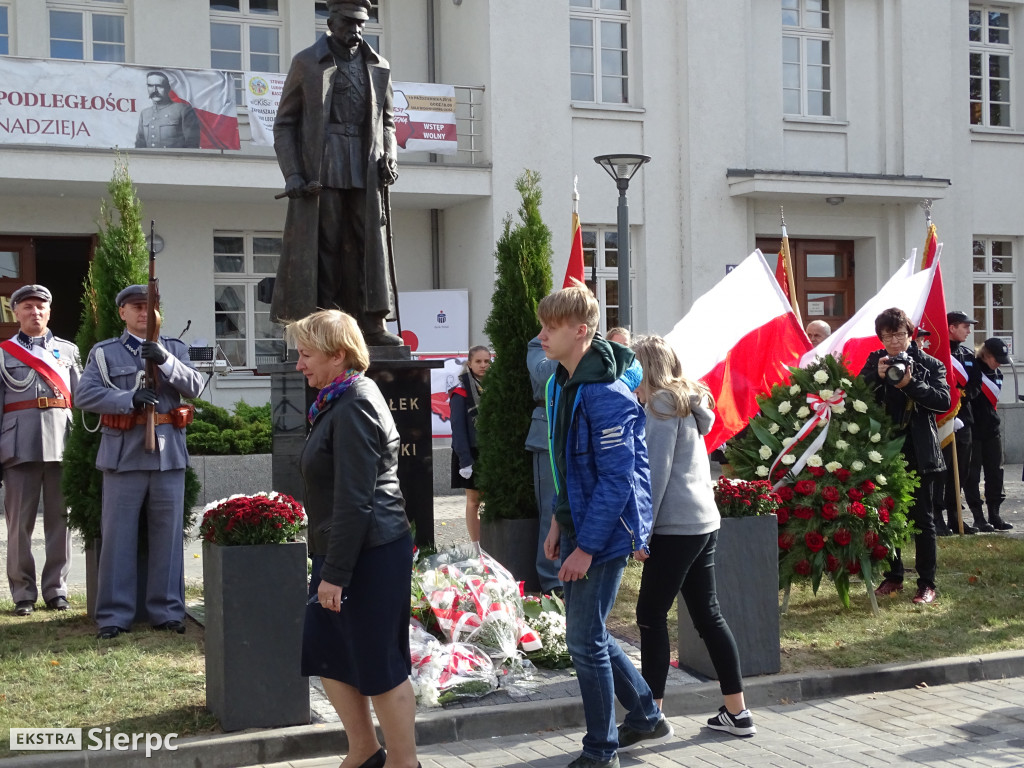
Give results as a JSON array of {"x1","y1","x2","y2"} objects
[{"x1": 354, "y1": 748, "x2": 386, "y2": 768}]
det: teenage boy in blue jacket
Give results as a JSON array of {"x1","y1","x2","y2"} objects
[{"x1": 540, "y1": 282, "x2": 669, "y2": 768}]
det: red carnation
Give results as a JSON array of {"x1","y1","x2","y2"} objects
[
  {"x1": 776, "y1": 507, "x2": 790, "y2": 525},
  {"x1": 846, "y1": 560, "x2": 861, "y2": 575},
  {"x1": 860, "y1": 480, "x2": 876, "y2": 494},
  {"x1": 872, "y1": 544, "x2": 889, "y2": 561},
  {"x1": 777, "y1": 486, "x2": 795, "y2": 502},
  {"x1": 804, "y1": 531, "x2": 825, "y2": 552},
  {"x1": 795, "y1": 480, "x2": 817, "y2": 496},
  {"x1": 825, "y1": 554, "x2": 841, "y2": 573},
  {"x1": 808, "y1": 466, "x2": 826, "y2": 478},
  {"x1": 778, "y1": 533, "x2": 795, "y2": 550},
  {"x1": 794, "y1": 505, "x2": 815, "y2": 520},
  {"x1": 878, "y1": 508, "x2": 890, "y2": 524},
  {"x1": 793, "y1": 559, "x2": 812, "y2": 576},
  {"x1": 821, "y1": 502, "x2": 839, "y2": 520},
  {"x1": 864, "y1": 530, "x2": 879, "y2": 547},
  {"x1": 821, "y1": 485, "x2": 840, "y2": 502},
  {"x1": 833, "y1": 528, "x2": 852, "y2": 546},
  {"x1": 834, "y1": 468, "x2": 851, "y2": 482},
  {"x1": 847, "y1": 488, "x2": 864, "y2": 501}
]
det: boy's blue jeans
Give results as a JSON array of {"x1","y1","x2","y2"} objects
[{"x1": 561, "y1": 532, "x2": 661, "y2": 762}]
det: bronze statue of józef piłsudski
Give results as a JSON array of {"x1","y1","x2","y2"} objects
[{"x1": 271, "y1": 0, "x2": 402, "y2": 347}]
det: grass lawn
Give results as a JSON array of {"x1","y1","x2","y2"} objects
[
  {"x1": 3, "y1": 535, "x2": 1023, "y2": 754},
  {"x1": 608, "y1": 533, "x2": 1024, "y2": 673}
]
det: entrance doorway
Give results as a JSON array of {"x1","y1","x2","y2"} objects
[
  {"x1": 756, "y1": 237, "x2": 855, "y2": 331},
  {"x1": 34, "y1": 237, "x2": 94, "y2": 342}
]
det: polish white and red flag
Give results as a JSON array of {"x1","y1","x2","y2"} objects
[
  {"x1": 799, "y1": 251, "x2": 940, "y2": 375},
  {"x1": 164, "y1": 70, "x2": 240, "y2": 150},
  {"x1": 665, "y1": 250, "x2": 812, "y2": 452}
]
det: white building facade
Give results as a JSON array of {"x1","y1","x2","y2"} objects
[{"x1": 1, "y1": 0, "x2": 1023, "y2": 423}]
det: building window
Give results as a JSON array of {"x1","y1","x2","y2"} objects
[
  {"x1": 580, "y1": 226, "x2": 634, "y2": 332},
  {"x1": 315, "y1": 1, "x2": 383, "y2": 52},
  {"x1": 570, "y1": 0, "x2": 630, "y2": 104},
  {"x1": 972, "y1": 238, "x2": 1015, "y2": 351},
  {"x1": 213, "y1": 232, "x2": 285, "y2": 368},
  {"x1": 210, "y1": 0, "x2": 281, "y2": 104},
  {"x1": 0, "y1": 4, "x2": 10, "y2": 56},
  {"x1": 782, "y1": 0, "x2": 832, "y2": 117},
  {"x1": 969, "y1": 6, "x2": 1012, "y2": 128},
  {"x1": 49, "y1": 0, "x2": 126, "y2": 62}
]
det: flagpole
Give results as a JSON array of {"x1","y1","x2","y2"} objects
[{"x1": 780, "y1": 207, "x2": 802, "y2": 327}]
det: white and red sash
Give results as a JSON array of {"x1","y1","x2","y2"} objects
[
  {"x1": 981, "y1": 373, "x2": 1001, "y2": 409},
  {"x1": 0, "y1": 337, "x2": 73, "y2": 404},
  {"x1": 949, "y1": 355, "x2": 969, "y2": 388}
]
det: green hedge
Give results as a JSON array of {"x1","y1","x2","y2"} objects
[{"x1": 186, "y1": 399, "x2": 272, "y2": 456}]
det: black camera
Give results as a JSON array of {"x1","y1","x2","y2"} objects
[{"x1": 883, "y1": 352, "x2": 911, "y2": 384}]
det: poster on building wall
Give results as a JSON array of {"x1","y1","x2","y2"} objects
[
  {"x1": 0, "y1": 57, "x2": 240, "y2": 150},
  {"x1": 243, "y1": 74, "x2": 457, "y2": 155}
]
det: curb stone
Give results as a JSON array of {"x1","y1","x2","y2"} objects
[{"x1": 10, "y1": 650, "x2": 1024, "y2": 768}]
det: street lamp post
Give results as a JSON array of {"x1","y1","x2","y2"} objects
[{"x1": 593, "y1": 153, "x2": 650, "y2": 331}]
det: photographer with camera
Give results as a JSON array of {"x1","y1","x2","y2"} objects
[{"x1": 859, "y1": 307, "x2": 950, "y2": 605}]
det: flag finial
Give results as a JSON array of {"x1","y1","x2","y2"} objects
[
  {"x1": 919, "y1": 198, "x2": 933, "y2": 226},
  {"x1": 779, "y1": 205, "x2": 786, "y2": 229}
]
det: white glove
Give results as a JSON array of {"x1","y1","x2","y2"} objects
[
  {"x1": 953, "y1": 417, "x2": 964, "y2": 431},
  {"x1": 459, "y1": 465, "x2": 473, "y2": 479}
]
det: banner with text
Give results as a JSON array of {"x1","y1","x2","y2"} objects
[
  {"x1": 0, "y1": 57, "x2": 239, "y2": 150},
  {"x1": 243, "y1": 75, "x2": 457, "y2": 155}
]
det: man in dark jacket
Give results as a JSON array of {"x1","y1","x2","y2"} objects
[
  {"x1": 965, "y1": 337, "x2": 1014, "y2": 531},
  {"x1": 860, "y1": 307, "x2": 950, "y2": 605},
  {"x1": 539, "y1": 283, "x2": 666, "y2": 768}
]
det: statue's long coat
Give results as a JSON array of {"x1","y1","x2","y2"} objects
[{"x1": 271, "y1": 35, "x2": 397, "y2": 323}]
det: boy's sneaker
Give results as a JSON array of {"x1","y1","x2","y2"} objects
[
  {"x1": 616, "y1": 714, "x2": 674, "y2": 751},
  {"x1": 567, "y1": 755, "x2": 619, "y2": 768},
  {"x1": 707, "y1": 706, "x2": 757, "y2": 737}
]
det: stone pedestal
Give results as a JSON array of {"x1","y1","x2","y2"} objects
[{"x1": 261, "y1": 353, "x2": 442, "y2": 550}]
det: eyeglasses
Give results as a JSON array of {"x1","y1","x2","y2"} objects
[{"x1": 880, "y1": 332, "x2": 908, "y2": 343}]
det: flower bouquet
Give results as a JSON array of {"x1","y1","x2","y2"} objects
[
  {"x1": 725, "y1": 354, "x2": 917, "y2": 611},
  {"x1": 714, "y1": 477, "x2": 782, "y2": 518},
  {"x1": 409, "y1": 621, "x2": 498, "y2": 707},
  {"x1": 199, "y1": 492, "x2": 306, "y2": 546},
  {"x1": 522, "y1": 593, "x2": 571, "y2": 669}
]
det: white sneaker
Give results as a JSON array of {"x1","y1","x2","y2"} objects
[{"x1": 707, "y1": 706, "x2": 757, "y2": 737}]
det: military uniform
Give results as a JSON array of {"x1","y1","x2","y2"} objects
[
  {"x1": 135, "y1": 101, "x2": 200, "y2": 149},
  {"x1": 0, "y1": 308, "x2": 81, "y2": 609},
  {"x1": 76, "y1": 302, "x2": 204, "y2": 631}
]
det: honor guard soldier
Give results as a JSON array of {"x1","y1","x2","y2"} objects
[
  {"x1": 1, "y1": 285, "x2": 81, "y2": 616},
  {"x1": 75, "y1": 285, "x2": 204, "y2": 639}
]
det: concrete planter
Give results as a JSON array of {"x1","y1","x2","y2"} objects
[
  {"x1": 677, "y1": 515, "x2": 781, "y2": 678},
  {"x1": 480, "y1": 517, "x2": 541, "y2": 593},
  {"x1": 203, "y1": 540, "x2": 309, "y2": 731}
]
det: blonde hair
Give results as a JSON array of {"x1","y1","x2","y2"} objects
[
  {"x1": 606, "y1": 327, "x2": 631, "y2": 345},
  {"x1": 632, "y1": 335, "x2": 713, "y2": 419},
  {"x1": 284, "y1": 309, "x2": 370, "y2": 373},
  {"x1": 460, "y1": 345, "x2": 491, "y2": 375},
  {"x1": 537, "y1": 279, "x2": 599, "y2": 340}
]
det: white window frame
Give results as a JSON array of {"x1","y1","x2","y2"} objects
[
  {"x1": 48, "y1": 0, "x2": 127, "y2": 63},
  {"x1": 210, "y1": 0, "x2": 283, "y2": 105},
  {"x1": 213, "y1": 231, "x2": 285, "y2": 369},
  {"x1": 782, "y1": 0, "x2": 833, "y2": 118},
  {"x1": 972, "y1": 236, "x2": 1016, "y2": 353},
  {"x1": 315, "y1": 1, "x2": 384, "y2": 54},
  {"x1": 969, "y1": 5, "x2": 1013, "y2": 129},
  {"x1": 580, "y1": 224, "x2": 635, "y2": 334},
  {"x1": 0, "y1": 3, "x2": 11, "y2": 57},
  {"x1": 570, "y1": 0, "x2": 631, "y2": 105}
]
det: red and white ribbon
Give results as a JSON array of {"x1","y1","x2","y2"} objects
[{"x1": 769, "y1": 389, "x2": 846, "y2": 490}]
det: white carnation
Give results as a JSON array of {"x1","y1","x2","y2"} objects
[
  {"x1": 806, "y1": 454, "x2": 823, "y2": 467},
  {"x1": 868, "y1": 450, "x2": 883, "y2": 463},
  {"x1": 768, "y1": 422, "x2": 780, "y2": 434},
  {"x1": 813, "y1": 370, "x2": 830, "y2": 383},
  {"x1": 790, "y1": 384, "x2": 801, "y2": 395},
  {"x1": 781, "y1": 454, "x2": 796, "y2": 465},
  {"x1": 759, "y1": 445, "x2": 772, "y2": 460},
  {"x1": 755, "y1": 465, "x2": 769, "y2": 477},
  {"x1": 876, "y1": 474, "x2": 887, "y2": 486},
  {"x1": 836, "y1": 439, "x2": 849, "y2": 450},
  {"x1": 853, "y1": 399, "x2": 868, "y2": 413},
  {"x1": 825, "y1": 461, "x2": 842, "y2": 472},
  {"x1": 797, "y1": 406, "x2": 810, "y2": 418},
  {"x1": 778, "y1": 401, "x2": 792, "y2": 414},
  {"x1": 851, "y1": 460, "x2": 865, "y2": 471},
  {"x1": 847, "y1": 423, "x2": 861, "y2": 434},
  {"x1": 870, "y1": 433, "x2": 881, "y2": 443}
]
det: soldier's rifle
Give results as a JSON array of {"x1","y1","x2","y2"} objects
[{"x1": 144, "y1": 220, "x2": 161, "y2": 454}]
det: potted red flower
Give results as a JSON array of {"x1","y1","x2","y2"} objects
[{"x1": 201, "y1": 492, "x2": 309, "y2": 731}]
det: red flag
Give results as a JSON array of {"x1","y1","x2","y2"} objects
[
  {"x1": 774, "y1": 248, "x2": 791, "y2": 301},
  {"x1": 666, "y1": 251, "x2": 812, "y2": 451},
  {"x1": 564, "y1": 210, "x2": 585, "y2": 288}
]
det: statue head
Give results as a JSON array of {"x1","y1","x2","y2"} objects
[{"x1": 326, "y1": 0, "x2": 370, "y2": 47}]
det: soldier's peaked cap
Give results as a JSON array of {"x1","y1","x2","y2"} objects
[
  {"x1": 116, "y1": 285, "x2": 149, "y2": 307},
  {"x1": 326, "y1": 0, "x2": 370, "y2": 20},
  {"x1": 10, "y1": 284, "x2": 52, "y2": 306}
]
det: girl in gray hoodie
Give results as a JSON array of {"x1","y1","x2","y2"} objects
[{"x1": 631, "y1": 335, "x2": 756, "y2": 738}]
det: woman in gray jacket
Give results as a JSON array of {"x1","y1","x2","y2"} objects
[{"x1": 632, "y1": 336, "x2": 755, "y2": 738}]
